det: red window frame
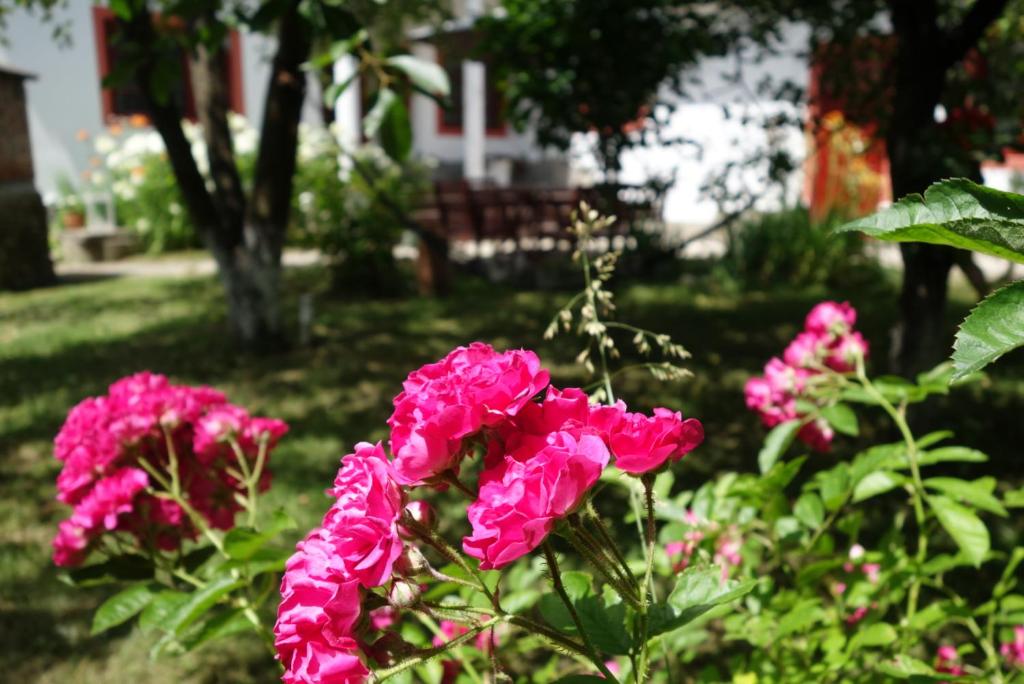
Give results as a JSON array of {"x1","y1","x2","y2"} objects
[
  {"x1": 92, "y1": 6, "x2": 244, "y2": 125},
  {"x1": 435, "y1": 44, "x2": 508, "y2": 138}
]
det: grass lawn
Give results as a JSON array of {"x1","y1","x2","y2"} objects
[{"x1": 2, "y1": 263, "x2": 1022, "y2": 682}]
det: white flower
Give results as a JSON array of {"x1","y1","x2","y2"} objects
[
  {"x1": 135, "y1": 218, "x2": 151, "y2": 232},
  {"x1": 169, "y1": 202, "x2": 182, "y2": 216},
  {"x1": 94, "y1": 134, "x2": 116, "y2": 155}
]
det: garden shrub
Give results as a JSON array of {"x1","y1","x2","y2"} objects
[
  {"x1": 50, "y1": 201, "x2": 1024, "y2": 682},
  {"x1": 724, "y1": 207, "x2": 865, "y2": 290}
]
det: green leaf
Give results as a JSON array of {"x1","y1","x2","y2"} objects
[
  {"x1": 930, "y1": 495, "x2": 990, "y2": 567},
  {"x1": 551, "y1": 677, "x2": 609, "y2": 684},
  {"x1": 876, "y1": 654, "x2": 951, "y2": 680},
  {"x1": 1006, "y1": 487, "x2": 1024, "y2": 508},
  {"x1": 223, "y1": 509, "x2": 297, "y2": 561},
  {"x1": 91, "y1": 583, "x2": 158, "y2": 635},
  {"x1": 385, "y1": 55, "x2": 450, "y2": 96},
  {"x1": 304, "y1": 29, "x2": 369, "y2": 71},
  {"x1": 819, "y1": 464, "x2": 851, "y2": 511},
  {"x1": 917, "y1": 446, "x2": 988, "y2": 466},
  {"x1": 537, "y1": 572, "x2": 630, "y2": 655},
  {"x1": 820, "y1": 403, "x2": 859, "y2": 436},
  {"x1": 777, "y1": 598, "x2": 825, "y2": 636},
  {"x1": 653, "y1": 566, "x2": 757, "y2": 636},
  {"x1": 839, "y1": 178, "x2": 1024, "y2": 264},
  {"x1": 323, "y1": 72, "x2": 357, "y2": 107},
  {"x1": 951, "y1": 280, "x2": 1024, "y2": 380},
  {"x1": 363, "y1": 88, "x2": 397, "y2": 139},
  {"x1": 853, "y1": 471, "x2": 906, "y2": 503},
  {"x1": 794, "y1": 492, "x2": 825, "y2": 529},
  {"x1": 164, "y1": 574, "x2": 245, "y2": 637},
  {"x1": 846, "y1": 622, "x2": 897, "y2": 654},
  {"x1": 380, "y1": 99, "x2": 412, "y2": 162},
  {"x1": 139, "y1": 591, "x2": 189, "y2": 632},
  {"x1": 758, "y1": 420, "x2": 801, "y2": 474},
  {"x1": 180, "y1": 608, "x2": 254, "y2": 651},
  {"x1": 924, "y1": 477, "x2": 1007, "y2": 517}
]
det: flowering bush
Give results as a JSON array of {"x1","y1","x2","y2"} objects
[
  {"x1": 53, "y1": 372, "x2": 292, "y2": 655},
  {"x1": 273, "y1": 340, "x2": 707, "y2": 681},
  {"x1": 50, "y1": 202, "x2": 1024, "y2": 682}
]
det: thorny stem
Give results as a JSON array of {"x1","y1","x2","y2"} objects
[
  {"x1": 412, "y1": 611, "x2": 484, "y2": 684},
  {"x1": 568, "y1": 514, "x2": 636, "y2": 595},
  {"x1": 543, "y1": 542, "x2": 619, "y2": 682},
  {"x1": 564, "y1": 525, "x2": 642, "y2": 610},
  {"x1": 374, "y1": 616, "x2": 503, "y2": 682},
  {"x1": 403, "y1": 517, "x2": 495, "y2": 603}
]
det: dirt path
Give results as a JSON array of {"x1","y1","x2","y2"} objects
[{"x1": 54, "y1": 249, "x2": 322, "y2": 280}]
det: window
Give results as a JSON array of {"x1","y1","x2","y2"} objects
[
  {"x1": 92, "y1": 6, "x2": 243, "y2": 124},
  {"x1": 435, "y1": 34, "x2": 506, "y2": 137}
]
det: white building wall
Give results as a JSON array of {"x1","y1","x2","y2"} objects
[{"x1": 572, "y1": 23, "x2": 812, "y2": 225}]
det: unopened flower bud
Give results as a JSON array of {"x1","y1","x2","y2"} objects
[
  {"x1": 388, "y1": 579, "x2": 421, "y2": 609},
  {"x1": 406, "y1": 501, "x2": 435, "y2": 528},
  {"x1": 395, "y1": 545, "x2": 430, "y2": 577}
]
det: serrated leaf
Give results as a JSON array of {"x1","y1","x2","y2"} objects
[
  {"x1": 839, "y1": 178, "x2": 1024, "y2": 263},
  {"x1": 385, "y1": 55, "x2": 450, "y2": 97},
  {"x1": 951, "y1": 280, "x2": 1024, "y2": 380},
  {"x1": 820, "y1": 403, "x2": 859, "y2": 436},
  {"x1": 924, "y1": 477, "x2": 1007, "y2": 517},
  {"x1": 819, "y1": 464, "x2": 851, "y2": 511},
  {"x1": 930, "y1": 495, "x2": 990, "y2": 567},
  {"x1": 91, "y1": 583, "x2": 158, "y2": 635},
  {"x1": 853, "y1": 471, "x2": 906, "y2": 502},
  {"x1": 758, "y1": 420, "x2": 801, "y2": 474},
  {"x1": 223, "y1": 509, "x2": 297, "y2": 561},
  {"x1": 653, "y1": 566, "x2": 757, "y2": 637}
]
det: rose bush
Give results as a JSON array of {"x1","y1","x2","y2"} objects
[{"x1": 50, "y1": 201, "x2": 1024, "y2": 682}]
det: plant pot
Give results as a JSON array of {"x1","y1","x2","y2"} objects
[{"x1": 62, "y1": 211, "x2": 86, "y2": 229}]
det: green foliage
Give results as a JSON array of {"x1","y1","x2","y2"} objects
[
  {"x1": 840, "y1": 179, "x2": 1024, "y2": 264},
  {"x1": 842, "y1": 178, "x2": 1024, "y2": 380},
  {"x1": 724, "y1": 208, "x2": 866, "y2": 291}
]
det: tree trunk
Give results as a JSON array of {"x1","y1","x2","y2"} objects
[{"x1": 210, "y1": 241, "x2": 284, "y2": 352}]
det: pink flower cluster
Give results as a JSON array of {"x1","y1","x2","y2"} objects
[
  {"x1": 275, "y1": 443, "x2": 405, "y2": 683},
  {"x1": 664, "y1": 510, "x2": 743, "y2": 582},
  {"x1": 275, "y1": 343, "x2": 705, "y2": 682},
  {"x1": 935, "y1": 645, "x2": 965, "y2": 677},
  {"x1": 1003, "y1": 625, "x2": 1024, "y2": 667},
  {"x1": 52, "y1": 372, "x2": 288, "y2": 567},
  {"x1": 744, "y1": 301, "x2": 868, "y2": 452}
]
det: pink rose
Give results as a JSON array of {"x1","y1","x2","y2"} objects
[
  {"x1": 797, "y1": 418, "x2": 834, "y2": 453},
  {"x1": 783, "y1": 331, "x2": 827, "y2": 369},
  {"x1": 275, "y1": 529, "x2": 368, "y2": 683},
  {"x1": 321, "y1": 443, "x2": 404, "y2": 588},
  {"x1": 609, "y1": 409, "x2": 703, "y2": 475},
  {"x1": 805, "y1": 301, "x2": 856, "y2": 337},
  {"x1": 826, "y1": 332, "x2": 869, "y2": 372},
  {"x1": 282, "y1": 639, "x2": 369, "y2": 684},
  {"x1": 463, "y1": 431, "x2": 608, "y2": 569},
  {"x1": 1001, "y1": 625, "x2": 1024, "y2": 666},
  {"x1": 388, "y1": 343, "x2": 550, "y2": 485},
  {"x1": 935, "y1": 644, "x2": 965, "y2": 676}
]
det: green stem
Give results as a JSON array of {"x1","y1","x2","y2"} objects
[
  {"x1": 635, "y1": 475, "x2": 658, "y2": 683},
  {"x1": 584, "y1": 502, "x2": 639, "y2": 587},
  {"x1": 569, "y1": 514, "x2": 636, "y2": 595},
  {"x1": 543, "y1": 542, "x2": 619, "y2": 682},
  {"x1": 855, "y1": 357, "x2": 928, "y2": 637},
  {"x1": 403, "y1": 517, "x2": 495, "y2": 603},
  {"x1": 374, "y1": 617, "x2": 504, "y2": 682},
  {"x1": 413, "y1": 612, "x2": 483, "y2": 684}
]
